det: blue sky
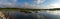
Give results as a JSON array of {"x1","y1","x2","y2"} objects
[
  {"x1": 17, "y1": 0, "x2": 33, "y2": 3},
  {"x1": 16, "y1": 0, "x2": 33, "y2": 5},
  {"x1": 0, "y1": 0, "x2": 60, "y2": 9}
]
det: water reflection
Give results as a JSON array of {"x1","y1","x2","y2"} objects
[
  {"x1": 2, "y1": 10, "x2": 60, "y2": 19},
  {"x1": 39, "y1": 10, "x2": 60, "y2": 19}
]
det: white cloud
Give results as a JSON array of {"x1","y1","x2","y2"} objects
[
  {"x1": 33, "y1": 0, "x2": 45, "y2": 4},
  {"x1": 0, "y1": 0, "x2": 47, "y2": 9},
  {"x1": 2, "y1": 2, "x2": 13, "y2": 7},
  {"x1": 37, "y1": 0, "x2": 45, "y2": 4},
  {"x1": 28, "y1": 0, "x2": 46, "y2": 9},
  {"x1": 14, "y1": 0, "x2": 17, "y2": 1},
  {"x1": 19, "y1": 2, "x2": 40, "y2": 9},
  {"x1": 44, "y1": 3, "x2": 60, "y2": 9},
  {"x1": 37, "y1": 0, "x2": 41, "y2": 4},
  {"x1": 29, "y1": 0, "x2": 60, "y2": 9},
  {"x1": 49, "y1": 3, "x2": 60, "y2": 8},
  {"x1": 19, "y1": 0, "x2": 46, "y2": 9},
  {"x1": 0, "y1": 0, "x2": 17, "y2": 8},
  {"x1": 0, "y1": 0, "x2": 51, "y2": 9}
]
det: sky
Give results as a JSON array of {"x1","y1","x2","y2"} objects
[{"x1": 0, "y1": 0, "x2": 60, "y2": 9}]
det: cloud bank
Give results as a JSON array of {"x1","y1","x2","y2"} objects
[
  {"x1": 0, "y1": 0, "x2": 17, "y2": 8},
  {"x1": 0, "y1": 0, "x2": 46, "y2": 9},
  {"x1": 0, "y1": 0, "x2": 60, "y2": 9}
]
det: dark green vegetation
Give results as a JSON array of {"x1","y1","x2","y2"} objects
[
  {"x1": 0, "y1": 8, "x2": 60, "y2": 13},
  {"x1": 0, "y1": 8, "x2": 59, "y2": 11}
]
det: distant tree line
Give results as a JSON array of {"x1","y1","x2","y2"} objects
[{"x1": 0, "y1": 8, "x2": 60, "y2": 11}]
